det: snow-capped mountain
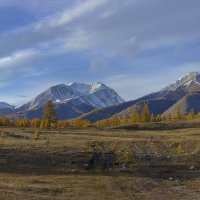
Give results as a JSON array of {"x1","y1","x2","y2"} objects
[
  {"x1": 17, "y1": 82, "x2": 124, "y2": 112},
  {"x1": 162, "y1": 72, "x2": 200, "y2": 92},
  {"x1": 0, "y1": 102, "x2": 15, "y2": 109},
  {"x1": 7, "y1": 82, "x2": 124, "y2": 119},
  {"x1": 3, "y1": 72, "x2": 200, "y2": 121}
]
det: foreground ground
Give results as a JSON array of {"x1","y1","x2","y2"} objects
[{"x1": 0, "y1": 127, "x2": 199, "y2": 200}]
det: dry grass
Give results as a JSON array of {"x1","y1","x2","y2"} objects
[{"x1": 0, "y1": 127, "x2": 199, "y2": 200}]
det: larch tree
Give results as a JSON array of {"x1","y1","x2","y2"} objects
[
  {"x1": 34, "y1": 129, "x2": 40, "y2": 140},
  {"x1": 129, "y1": 108, "x2": 140, "y2": 124},
  {"x1": 43, "y1": 101, "x2": 57, "y2": 128},
  {"x1": 186, "y1": 109, "x2": 195, "y2": 120},
  {"x1": 40, "y1": 120, "x2": 46, "y2": 129},
  {"x1": 121, "y1": 114, "x2": 128, "y2": 125},
  {"x1": 141, "y1": 104, "x2": 151, "y2": 122}
]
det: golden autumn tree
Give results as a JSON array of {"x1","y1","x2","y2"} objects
[
  {"x1": 155, "y1": 115, "x2": 162, "y2": 122},
  {"x1": 121, "y1": 114, "x2": 128, "y2": 125},
  {"x1": 73, "y1": 118, "x2": 91, "y2": 128},
  {"x1": 141, "y1": 104, "x2": 151, "y2": 122},
  {"x1": 43, "y1": 101, "x2": 57, "y2": 128},
  {"x1": 111, "y1": 116, "x2": 120, "y2": 126},
  {"x1": 31, "y1": 118, "x2": 41, "y2": 128},
  {"x1": 129, "y1": 108, "x2": 140, "y2": 124},
  {"x1": 81, "y1": 120, "x2": 91, "y2": 128},
  {"x1": 40, "y1": 120, "x2": 46, "y2": 129},
  {"x1": 1, "y1": 117, "x2": 10, "y2": 126},
  {"x1": 186, "y1": 109, "x2": 195, "y2": 120},
  {"x1": 34, "y1": 129, "x2": 40, "y2": 140}
]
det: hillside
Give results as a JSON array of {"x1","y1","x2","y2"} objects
[{"x1": 163, "y1": 91, "x2": 200, "y2": 116}]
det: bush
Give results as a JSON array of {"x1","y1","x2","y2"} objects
[
  {"x1": 34, "y1": 129, "x2": 40, "y2": 140},
  {"x1": 177, "y1": 143, "x2": 184, "y2": 154}
]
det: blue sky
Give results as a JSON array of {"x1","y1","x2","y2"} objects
[{"x1": 0, "y1": 0, "x2": 200, "y2": 105}]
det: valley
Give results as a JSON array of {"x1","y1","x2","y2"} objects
[
  {"x1": 1, "y1": 1, "x2": 200, "y2": 199},
  {"x1": 0, "y1": 126, "x2": 199, "y2": 200}
]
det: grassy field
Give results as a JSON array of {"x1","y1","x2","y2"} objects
[{"x1": 0, "y1": 127, "x2": 199, "y2": 200}]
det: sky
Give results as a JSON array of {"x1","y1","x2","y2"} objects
[{"x1": 0, "y1": 0, "x2": 200, "y2": 105}]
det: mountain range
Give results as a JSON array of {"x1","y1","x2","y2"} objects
[
  {"x1": 1, "y1": 82, "x2": 124, "y2": 120},
  {"x1": 80, "y1": 72, "x2": 200, "y2": 122},
  {"x1": 1, "y1": 72, "x2": 200, "y2": 121}
]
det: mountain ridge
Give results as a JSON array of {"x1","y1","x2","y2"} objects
[
  {"x1": 5, "y1": 82, "x2": 124, "y2": 119},
  {"x1": 79, "y1": 71, "x2": 200, "y2": 122},
  {"x1": 1, "y1": 72, "x2": 200, "y2": 121}
]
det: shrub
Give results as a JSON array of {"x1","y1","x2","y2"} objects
[
  {"x1": 34, "y1": 129, "x2": 40, "y2": 140},
  {"x1": 177, "y1": 143, "x2": 184, "y2": 154}
]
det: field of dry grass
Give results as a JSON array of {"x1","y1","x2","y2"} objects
[{"x1": 0, "y1": 127, "x2": 199, "y2": 200}]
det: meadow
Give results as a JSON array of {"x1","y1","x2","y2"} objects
[{"x1": 0, "y1": 126, "x2": 199, "y2": 200}]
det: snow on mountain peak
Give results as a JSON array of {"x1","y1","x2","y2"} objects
[
  {"x1": 68, "y1": 82, "x2": 108, "y2": 94},
  {"x1": 90, "y1": 82, "x2": 106, "y2": 93},
  {"x1": 163, "y1": 72, "x2": 200, "y2": 92},
  {"x1": 177, "y1": 72, "x2": 200, "y2": 85},
  {"x1": 19, "y1": 82, "x2": 124, "y2": 110}
]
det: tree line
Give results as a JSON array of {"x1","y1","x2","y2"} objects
[
  {"x1": 94, "y1": 105, "x2": 199, "y2": 128},
  {"x1": 0, "y1": 101, "x2": 92, "y2": 129},
  {"x1": 0, "y1": 101, "x2": 199, "y2": 129}
]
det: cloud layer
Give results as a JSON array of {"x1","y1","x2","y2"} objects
[{"x1": 0, "y1": 0, "x2": 200, "y2": 104}]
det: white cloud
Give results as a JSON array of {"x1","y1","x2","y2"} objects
[
  {"x1": 0, "y1": 0, "x2": 200, "y2": 104},
  {"x1": 103, "y1": 61, "x2": 200, "y2": 101},
  {"x1": 0, "y1": 49, "x2": 49, "y2": 89},
  {"x1": 49, "y1": 0, "x2": 109, "y2": 27},
  {"x1": 1, "y1": 0, "x2": 200, "y2": 60},
  {"x1": 0, "y1": 49, "x2": 36, "y2": 68}
]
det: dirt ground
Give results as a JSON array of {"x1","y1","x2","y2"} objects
[{"x1": 0, "y1": 127, "x2": 199, "y2": 200}]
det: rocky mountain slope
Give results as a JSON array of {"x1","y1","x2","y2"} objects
[
  {"x1": 80, "y1": 72, "x2": 200, "y2": 122},
  {"x1": 6, "y1": 82, "x2": 124, "y2": 119}
]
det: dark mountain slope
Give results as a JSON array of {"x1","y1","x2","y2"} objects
[
  {"x1": 8, "y1": 99, "x2": 95, "y2": 120},
  {"x1": 163, "y1": 91, "x2": 200, "y2": 116},
  {"x1": 79, "y1": 92, "x2": 162, "y2": 122},
  {"x1": 115, "y1": 98, "x2": 176, "y2": 118}
]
